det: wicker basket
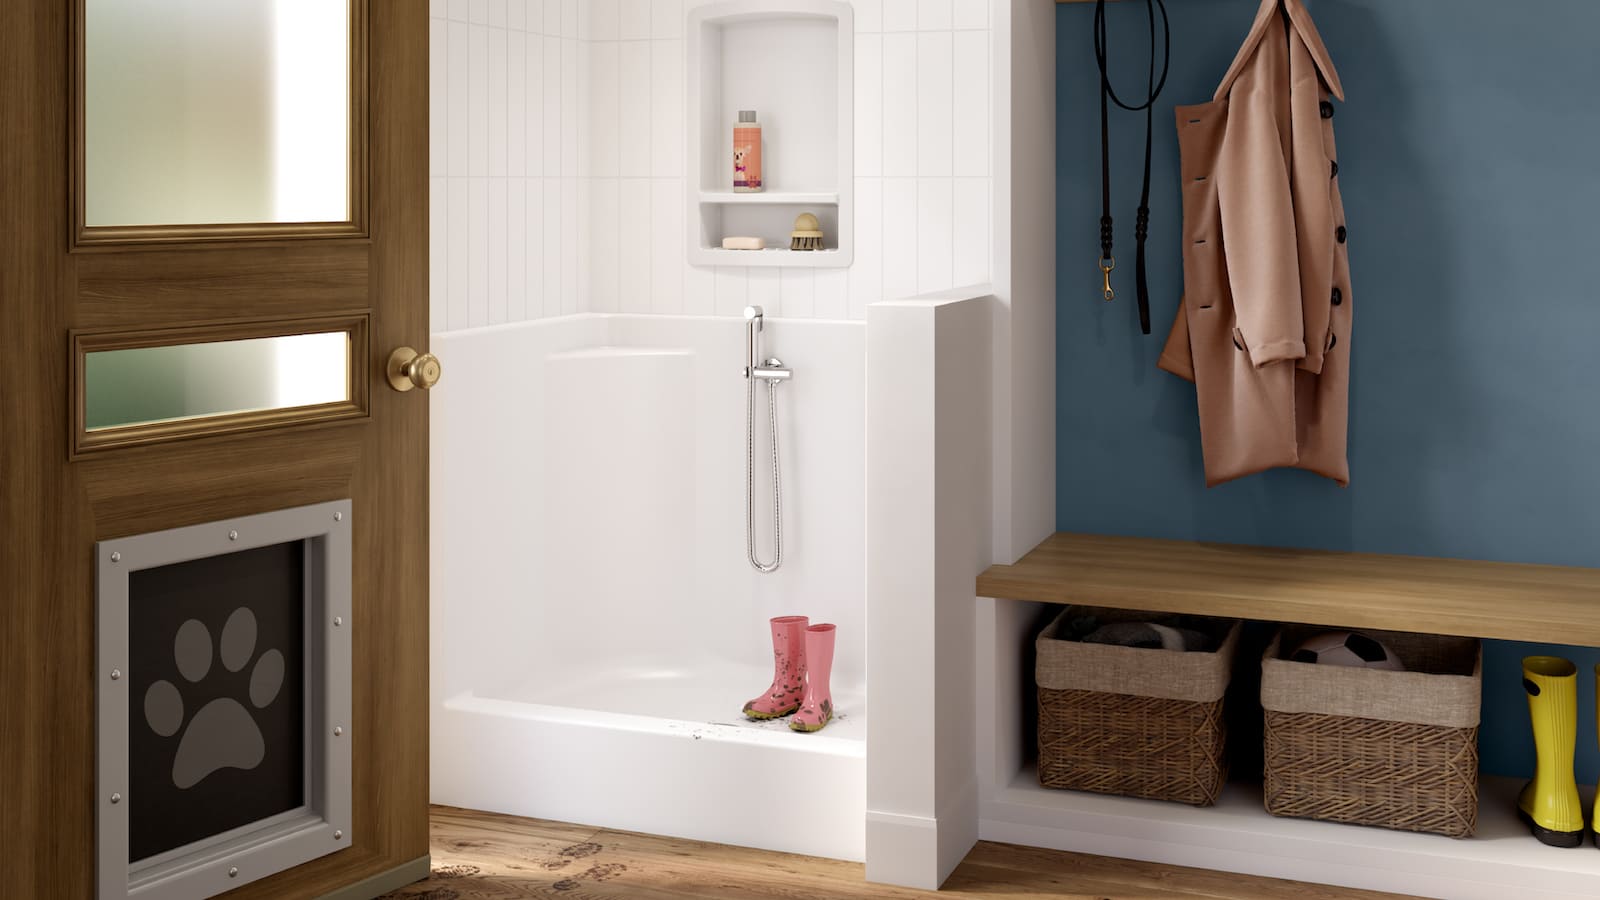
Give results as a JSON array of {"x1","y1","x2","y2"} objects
[
  {"x1": 1261, "y1": 626, "x2": 1481, "y2": 838},
  {"x1": 1036, "y1": 606, "x2": 1241, "y2": 806}
]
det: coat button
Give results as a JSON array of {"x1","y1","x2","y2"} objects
[
  {"x1": 1320, "y1": 100, "x2": 1335, "y2": 119},
  {"x1": 1332, "y1": 287, "x2": 1343, "y2": 306},
  {"x1": 1336, "y1": 225, "x2": 1348, "y2": 244},
  {"x1": 1330, "y1": 160, "x2": 1339, "y2": 178}
]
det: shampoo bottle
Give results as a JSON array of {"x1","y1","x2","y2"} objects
[{"x1": 733, "y1": 110, "x2": 763, "y2": 193}]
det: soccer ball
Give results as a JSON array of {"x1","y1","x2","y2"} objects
[{"x1": 1290, "y1": 631, "x2": 1406, "y2": 671}]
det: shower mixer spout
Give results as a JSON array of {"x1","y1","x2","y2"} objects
[{"x1": 743, "y1": 307, "x2": 789, "y2": 574}]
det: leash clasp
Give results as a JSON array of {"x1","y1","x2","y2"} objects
[{"x1": 1099, "y1": 257, "x2": 1116, "y2": 302}]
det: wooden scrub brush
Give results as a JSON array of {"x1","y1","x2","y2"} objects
[{"x1": 790, "y1": 213, "x2": 825, "y2": 251}]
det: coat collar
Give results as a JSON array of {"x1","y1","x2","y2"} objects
[{"x1": 1212, "y1": 0, "x2": 1345, "y2": 102}]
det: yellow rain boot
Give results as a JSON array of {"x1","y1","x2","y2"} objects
[
  {"x1": 1518, "y1": 657, "x2": 1584, "y2": 847},
  {"x1": 1594, "y1": 664, "x2": 1600, "y2": 849}
]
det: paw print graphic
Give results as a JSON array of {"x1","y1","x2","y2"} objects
[{"x1": 142, "y1": 607, "x2": 285, "y2": 789}]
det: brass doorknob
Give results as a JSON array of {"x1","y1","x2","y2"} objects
[{"x1": 387, "y1": 347, "x2": 442, "y2": 392}]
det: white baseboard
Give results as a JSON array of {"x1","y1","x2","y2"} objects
[{"x1": 865, "y1": 778, "x2": 979, "y2": 890}]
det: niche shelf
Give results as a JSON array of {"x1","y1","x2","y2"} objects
[{"x1": 687, "y1": 0, "x2": 854, "y2": 268}]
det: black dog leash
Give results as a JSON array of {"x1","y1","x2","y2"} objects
[{"x1": 1095, "y1": 0, "x2": 1170, "y2": 335}]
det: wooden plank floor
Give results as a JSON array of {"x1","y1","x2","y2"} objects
[{"x1": 375, "y1": 806, "x2": 1416, "y2": 900}]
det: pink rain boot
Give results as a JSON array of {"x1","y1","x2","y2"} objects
[
  {"x1": 743, "y1": 616, "x2": 809, "y2": 719},
  {"x1": 791, "y1": 624, "x2": 836, "y2": 733}
]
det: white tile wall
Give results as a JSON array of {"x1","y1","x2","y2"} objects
[{"x1": 431, "y1": 0, "x2": 993, "y2": 333}]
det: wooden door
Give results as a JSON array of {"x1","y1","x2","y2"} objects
[{"x1": 1, "y1": 2, "x2": 430, "y2": 897}]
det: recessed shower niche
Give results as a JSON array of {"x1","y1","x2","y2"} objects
[
  {"x1": 687, "y1": 0, "x2": 854, "y2": 267},
  {"x1": 96, "y1": 501, "x2": 351, "y2": 900}
]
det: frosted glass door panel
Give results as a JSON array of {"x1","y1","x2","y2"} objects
[
  {"x1": 84, "y1": 0, "x2": 351, "y2": 227},
  {"x1": 85, "y1": 333, "x2": 350, "y2": 432}
]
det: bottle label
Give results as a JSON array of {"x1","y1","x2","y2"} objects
[{"x1": 734, "y1": 126, "x2": 762, "y2": 189}]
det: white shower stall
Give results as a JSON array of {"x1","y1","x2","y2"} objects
[
  {"x1": 430, "y1": 312, "x2": 868, "y2": 859},
  {"x1": 426, "y1": 0, "x2": 1054, "y2": 881}
]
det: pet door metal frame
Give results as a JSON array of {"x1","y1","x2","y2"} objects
[{"x1": 96, "y1": 500, "x2": 353, "y2": 900}]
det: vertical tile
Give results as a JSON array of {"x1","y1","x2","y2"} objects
[
  {"x1": 586, "y1": 41, "x2": 621, "y2": 177},
  {"x1": 854, "y1": 34, "x2": 883, "y2": 178},
  {"x1": 447, "y1": 22, "x2": 470, "y2": 176},
  {"x1": 582, "y1": 0, "x2": 619, "y2": 40},
  {"x1": 543, "y1": 178, "x2": 562, "y2": 316},
  {"x1": 618, "y1": 42, "x2": 652, "y2": 177},
  {"x1": 815, "y1": 269, "x2": 850, "y2": 320},
  {"x1": 916, "y1": 31, "x2": 953, "y2": 178},
  {"x1": 619, "y1": 0, "x2": 651, "y2": 40},
  {"x1": 469, "y1": 177, "x2": 490, "y2": 326},
  {"x1": 714, "y1": 267, "x2": 750, "y2": 317},
  {"x1": 576, "y1": 171, "x2": 590, "y2": 307},
  {"x1": 561, "y1": 40, "x2": 579, "y2": 177},
  {"x1": 854, "y1": 0, "x2": 882, "y2": 33},
  {"x1": 543, "y1": 0, "x2": 560, "y2": 35},
  {"x1": 543, "y1": 37, "x2": 561, "y2": 176},
  {"x1": 588, "y1": 179, "x2": 621, "y2": 312},
  {"x1": 883, "y1": 0, "x2": 916, "y2": 32},
  {"x1": 953, "y1": 0, "x2": 986, "y2": 30},
  {"x1": 650, "y1": 40, "x2": 684, "y2": 179},
  {"x1": 448, "y1": 178, "x2": 471, "y2": 328},
  {"x1": 651, "y1": 0, "x2": 683, "y2": 39},
  {"x1": 953, "y1": 177, "x2": 990, "y2": 287},
  {"x1": 430, "y1": 18, "x2": 447, "y2": 178},
  {"x1": 918, "y1": 0, "x2": 952, "y2": 31},
  {"x1": 881, "y1": 34, "x2": 917, "y2": 178},
  {"x1": 575, "y1": 41, "x2": 591, "y2": 177},
  {"x1": 953, "y1": 29, "x2": 989, "y2": 177},
  {"x1": 562, "y1": 0, "x2": 579, "y2": 39},
  {"x1": 650, "y1": 178, "x2": 684, "y2": 313},
  {"x1": 748, "y1": 267, "x2": 783, "y2": 318},
  {"x1": 882, "y1": 177, "x2": 918, "y2": 301},
  {"x1": 916, "y1": 176, "x2": 954, "y2": 294},
  {"x1": 431, "y1": 0, "x2": 448, "y2": 19},
  {"x1": 561, "y1": 177, "x2": 579, "y2": 314},
  {"x1": 851, "y1": 177, "x2": 885, "y2": 314},
  {"x1": 619, "y1": 180, "x2": 652, "y2": 311},
  {"x1": 508, "y1": 0, "x2": 527, "y2": 31},
  {"x1": 470, "y1": 0, "x2": 489, "y2": 24},
  {"x1": 507, "y1": 32, "x2": 527, "y2": 177},
  {"x1": 524, "y1": 33, "x2": 543, "y2": 175},
  {"x1": 780, "y1": 268, "x2": 816, "y2": 319},
  {"x1": 508, "y1": 179, "x2": 528, "y2": 321},
  {"x1": 488, "y1": 179, "x2": 509, "y2": 324},
  {"x1": 488, "y1": 0, "x2": 506, "y2": 27},
  {"x1": 449, "y1": 0, "x2": 469, "y2": 21},
  {"x1": 488, "y1": 27, "x2": 508, "y2": 177},
  {"x1": 684, "y1": 264, "x2": 716, "y2": 316},
  {"x1": 430, "y1": 177, "x2": 447, "y2": 332},
  {"x1": 525, "y1": 178, "x2": 546, "y2": 319},
  {"x1": 469, "y1": 24, "x2": 489, "y2": 176}
]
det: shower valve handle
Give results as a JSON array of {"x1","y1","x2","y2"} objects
[{"x1": 752, "y1": 358, "x2": 792, "y2": 382}]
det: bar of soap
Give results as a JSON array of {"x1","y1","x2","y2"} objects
[{"x1": 722, "y1": 236, "x2": 765, "y2": 251}]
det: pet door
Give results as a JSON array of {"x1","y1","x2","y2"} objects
[{"x1": 96, "y1": 500, "x2": 352, "y2": 900}]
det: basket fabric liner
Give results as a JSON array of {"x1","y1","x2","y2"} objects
[
  {"x1": 1261, "y1": 625, "x2": 1481, "y2": 729},
  {"x1": 1036, "y1": 606, "x2": 1240, "y2": 704}
]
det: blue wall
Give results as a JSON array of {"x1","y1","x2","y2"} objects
[{"x1": 1055, "y1": 0, "x2": 1600, "y2": 780}]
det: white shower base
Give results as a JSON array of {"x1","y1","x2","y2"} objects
[
  {"x1": 430, "y1": 314, "x2": 869, "y2": 862},
  {"x1": 433, "y1": 662, "x2": 866, "y2": 861}
]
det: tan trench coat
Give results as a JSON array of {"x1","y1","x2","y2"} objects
[{"x1": 1157, "y1": 0, "x2": 1352, "y2": 487}]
